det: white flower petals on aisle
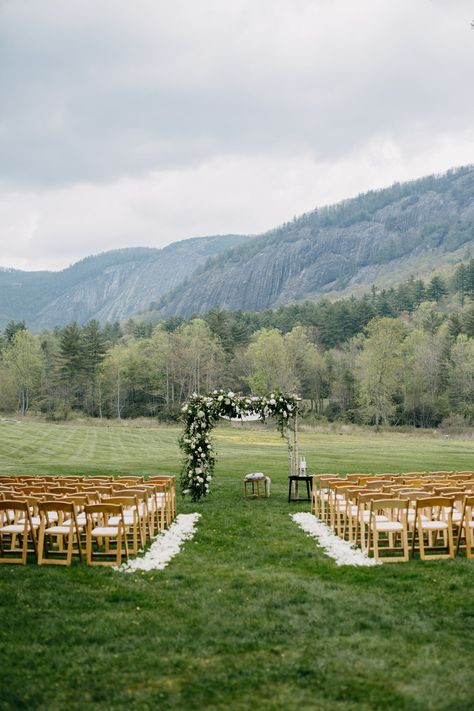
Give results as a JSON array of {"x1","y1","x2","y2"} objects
[
  {"x1": 291, "y1": 512, "x2": 380, "y2": 567},
  {"x1": 117, "y1": 513, "x2": 201, "y2": 573}
]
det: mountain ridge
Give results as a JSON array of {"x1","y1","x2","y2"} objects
[
  {"x1": 0, "y1": 235, "x2": 249, "y2": 330},
  {"x1": 2, "y1": 165, "x2": 474, "y2": 330},
  {"x1": 153, "y1": 166, "x2": 474, "y2": 317}
]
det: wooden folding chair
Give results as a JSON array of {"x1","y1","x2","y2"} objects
[
  {"x1": 148, "y1": 476, "x2": 176, "y2": 522},
  {"x1": 358, "y1": 492, "x2": 389, "y2": 552},
  {"x1": 102, "y1": 496, "x2": 144, "y2": 553},
  {"x1": 335, "y1": 486, "x2": 364, "y2": 540},
  {"x1": 37, "y1": 501, "x2": 83, "y2": 565},
  {"x1": 366, "y1": 499, "x2": 410, "y2": 563},
  {"x1": 411, "y1": 497, "x2": 455, "y2": 560},
  {"x1": 455, "y1": 496, "x2": 474, "y2": 557},
  {"x1": 85, "y1": 503, "x2": 129, "y2": 566},
  {"x1": 311, "y1": 476, "x2": 339, "y2": 520},
  {"x1": 0, "y1": 500, "x2": 38, "y2": 564}
]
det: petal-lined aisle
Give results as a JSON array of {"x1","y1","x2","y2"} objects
[{"x1": 118, "y1": 513, "x2": 201, "y2": 573}]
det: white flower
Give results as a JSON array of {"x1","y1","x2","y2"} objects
[
  {"x1": 191, "y1": 443, "x2": 196, "y2": 449},
  {"x1": 269, "y1": 398, "x2": 276, "y2": 405},
  {"x1": 197, "y1": 476, "x2": 203, "y2": 483},
  {"x1": 218, "y1": 395, "x2": 223, "y2": 401},
  {"x1": 197, "y1": 410, "x2": 205, "y2": 418},
  {"x1": 181, "y1": 405, "x2": 188, "y2": 412},
  {"x1": 207, "y1": 476, "x2": 212, "y2": 481},
  {"x1": 228, "y1": 391, "x2": 235, "y2": 398},
  {"x1": 283, "y1": 411, "x2": 288, "y2": 418},
  {"x1": 198, "y1": 447, "x2": 202, "y2": 452},
  {"x1": 195, "y1": 467, "x2": 202, "y2": 474}
]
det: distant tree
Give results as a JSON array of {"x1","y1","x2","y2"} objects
[
  {"x1": 463, "y1": 307, "x2": 474, "y2": 339},
  {"x1": 448, "y1": 335, "x2": 474, "y2": 418},
  {"x1": 58, "y1": 322, "x2": 85, "y2": 412},
  {"x1": 427, "y1": 275, "x2": 448, "y2": 302},
  {"x1": 245, "y1": 329, "x2": 299, "y2": 394},
  {"x1": 3, "y1": 330, "x2": 44, "y2": 415},
  {"x1": 4, "y1": 320, "x2": 27, "y2": 343},
  {"x1": 82, "y1": 320, "x2": 108, "y2": 416},
  {"x1": 357, "y1": 318, "x2": 406, "y2": 426}
]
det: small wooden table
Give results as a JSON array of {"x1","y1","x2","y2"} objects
[
  {"x1": 244, "y1": 476, "x2": 270, "y2": 498},
  {"x1": 288, "y1": 475, "x2": 312, "y2": 503}
]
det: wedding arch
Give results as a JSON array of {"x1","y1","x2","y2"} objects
[{"x1": 179, "y1": 390, "x2": 300, "y2": 501}]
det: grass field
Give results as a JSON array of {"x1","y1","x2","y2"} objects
[{"x1": 1, "y1": 420, "x2": 474, "y2": 710}]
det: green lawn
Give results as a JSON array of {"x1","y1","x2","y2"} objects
[{"x1": 1, "y1": 420, "x2": 474, "y2": 710}]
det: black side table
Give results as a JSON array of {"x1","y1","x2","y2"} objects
[{"x1": 288, "y1": 475, "x2": 312, "y2": 503}]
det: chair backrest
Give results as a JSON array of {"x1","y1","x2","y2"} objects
[
  {"x1": 38, "y1": 500, "x2": 75, "y2": 514},
  {"x1": 415, "y1": 496, "x2": 454, "y2": 518},
  {"x1": 85, "y1": 503, "x2": 123, "y2": 516},
  {"x1": 0, "y1": 499, "x2": 28, "y2": 512},
  {"x1": 48, "y1": 486, "x2": 78, "y2": 495},
  {"x1": 357, "y1": 492, "x2": 387, "y2": 504},
  {"x1": 64, "y1": 494, "x2": 89, "y2": 506},
  {"x1": 370, "y1": 499, "x2": 409, "y2": 511},
  {"x1": 102, "y1": 496, "x2": 139, "y2": 509},
  {"x1": 365, "y1": 480, "x2": 393, "y2": 489}
]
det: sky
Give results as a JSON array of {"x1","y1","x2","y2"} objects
[{"x1": 0, "y1": 0, "x2": 473, "y2": 271}]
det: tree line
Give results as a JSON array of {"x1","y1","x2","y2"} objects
[{"x1": 0, "y1": 261, "x2": 473, "y2": 427}]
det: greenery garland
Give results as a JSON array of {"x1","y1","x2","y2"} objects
[{"x1": 179, "y1": 390, "x2": 299, "y2": 501}]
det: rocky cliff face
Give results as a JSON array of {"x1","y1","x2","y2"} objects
[
  {"x1": 0, "y1": 235, "x2": 248, "y2": 330},
  {"x1": 156, "y1": 167, "x2": 474, "y2": 317},
  {"x1": 2, "y1": 166, "x2": 473, "y2": 330}
]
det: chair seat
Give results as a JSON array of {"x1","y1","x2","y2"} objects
[
  {"x1": 0, "y1": 524, "x2": 27, "y2": 533},
  {"x1": 18, "y1": 516, "x2": 41, "y2": 527},
  {"x1": 91, "y1": 526, "x2": 119, "y2": 536},
  {"x1": 44, "y1": 525, "x2": 72, "y2": 535},
  {"x1": 63, "y1": 514, "x2": 86, "y2": 527},
  {"x1": 408, "y1": 513, "x2": 428, "y2": 522},
  {"x1": 419, "y1": 520, "x2": 449, "y2": 530},
  {"x1": 375, "y1": 521, "x2": 404, "y2": 532},
  {"x1": 362, "y1": 512, "x2": 388, "y2": 522}
]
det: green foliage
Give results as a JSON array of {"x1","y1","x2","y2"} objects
[
  {"x1": 180, "y1": 391, "x2": 298, "y2": 501},
  {"x1": 1, "y1": 258, "x2": 473, "y2": 428}
]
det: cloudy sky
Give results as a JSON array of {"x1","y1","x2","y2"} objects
[{"x1": 1, "y1": 0, "x2": 473, "y2": 271}]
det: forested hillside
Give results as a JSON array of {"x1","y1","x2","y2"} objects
[
  {"x1": 154, "y1": 166, "x2": 474, "y2": 317},
  {"x1": 0, "y1": 234, "x2": 247, "y2": 331},
  {"x1": 1, "y1": 260, "x2": 473, "y2": 428}
]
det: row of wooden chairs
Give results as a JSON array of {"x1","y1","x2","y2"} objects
[
  {"x1": 0, "y1": 474, "x2": 176, "y2": 566},
  {"x1": 311, "y1": 471, "x2": 474, "y2": 563}
]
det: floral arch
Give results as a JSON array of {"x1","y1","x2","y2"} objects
[{"x1": 180, "y1": 390, "x2": 299, "y2": 501}]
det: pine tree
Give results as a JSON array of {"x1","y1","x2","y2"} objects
[{"x1": 427, "y1": 275, "x2": 448, "y2": 302}]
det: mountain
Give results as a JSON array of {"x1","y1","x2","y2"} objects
[
  {"x1": 2, "y1": 166, "x2": 474, "y2": 331},
  {"x1": 154, "y1": 166, "x2": 474, "y2": 318},
  {"x1": 0, "y1": 235, "x2": 248, "y2": 331}
]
